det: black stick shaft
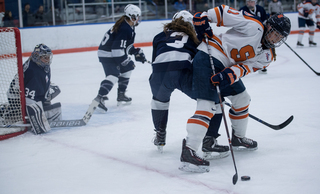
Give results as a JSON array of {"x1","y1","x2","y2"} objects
[
  {"x1": 206, "y1": 36, "x2": 238, "y2": 185},
  {"x1": 284, "y1": 42, "x2": 320, "y2": 76}
]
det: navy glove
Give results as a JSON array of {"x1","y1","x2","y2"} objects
[
  {"x1": 133, "y1": 48, "x2": 146, "y2": 64},
  {"x1": 317, "y1": 22, "x2": 320, "y2": 30},
  {"x1": 303, "y1": 9, "x2": 309, "y2": 17},
  {"x1": 210, "y1": 68, "x2": 236, "y2": 90},
  {"x1": 193, "y1": 12, "x2": 213, "y2": 40}
]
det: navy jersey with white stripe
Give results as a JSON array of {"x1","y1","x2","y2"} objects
[
  {"x1": 152, "y1": 31, "x2": 198, "y2": 72},
  {"x1": 98, "y1": 21, "x2": 136, "y2": 65}
]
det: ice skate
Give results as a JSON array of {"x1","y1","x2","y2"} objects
[
  {"x1": 231, "y1": 131, "x2": 258, "y2": 151},
  {"x1": 179, "y1": 139, "x2": 210, "y2": 173},
  {"x1": 117, "y1": 91, "x2": 132, "y2": 106},
  {"x1": 94, "y1": 95, "x2": 108, "y2": 112},
  {"x1": 297, "y1": 41, "x2": 304, "y2": 47},
  {"x1": 153, "y1": 129, "x2": 166, "y2": 153},
  {"x1": 309, "y1": 40, "x2": 317, "y2": 46},
  {"x1": 202, "y1": 136, "x2": 230, "y2": 160},
  {"x1": 258, "y1": 68, "x2": 267, "y2": 74}
]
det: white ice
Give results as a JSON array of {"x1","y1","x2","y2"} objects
[{"x1": 1, "y1": 33, "x2": 320, "y2": 194}]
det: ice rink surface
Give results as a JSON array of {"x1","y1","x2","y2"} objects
[{"x1": 1, "y1": 33, "x2": 320, "y2": 194}]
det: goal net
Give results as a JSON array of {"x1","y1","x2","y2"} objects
[{"x1": 0, "y1": 27, "x2": 27, "y2": 140}]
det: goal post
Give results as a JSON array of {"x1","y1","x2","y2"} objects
[{"x1": 0, "y1": 27, "x2": 27, "y2": 140}]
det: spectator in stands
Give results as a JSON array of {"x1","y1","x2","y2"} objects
[
  {"x1": 239, "y1": 0, "x2": 268, "y2": 23},
  {"x1": 173, "y1": 0, "x2": 187, "y2": 11},
  {"x1": 3, "y1": 10, "x2": 15, "y2": 27},
  {"x1": 268, "y1": 0, "x2": 283, "y2": 16},
  {"x1": 23, "y1": 3, "x2": 33, "y2": 27},
  {"x1": 34, "y1": 5, "x2": 48, "y2": 25},
  {"x1": 45, "y1": 6, "x2": 62, "y2": 25}
]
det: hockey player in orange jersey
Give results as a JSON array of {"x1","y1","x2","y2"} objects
[
  {"x1": 179, "y1": 5, "x2": 291, "y2": 173},
  {"x1": 296, "y1": 0, "x2": 320, "y2": 46}
]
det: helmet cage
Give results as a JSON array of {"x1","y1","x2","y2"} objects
[
  {"x1": 124, "y1": 4, "x2": 141, "y2": 26},
  {"x1": 263, "y1": 26, "x2": 287, "y2": 48},
  {"x1": 263, "y1": 14, "x2": 291, "y2": 48},
  {"x1": 31, "y1": 44, "x2": 53, "y2": 69}
]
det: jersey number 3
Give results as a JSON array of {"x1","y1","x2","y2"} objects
[{"x1": 166, "y1": 32, "x2": 188, "y2": 48}]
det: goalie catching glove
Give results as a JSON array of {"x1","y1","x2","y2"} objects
[
  {"x1": 193, "y1": 12, "x2": 213, "y2": 41},
  {"x1": 44, "y1": 83, "x2": 61, "y2": 105},
  {"x1": 210, "y1": 68, "x2": 237, "y2": 90}
]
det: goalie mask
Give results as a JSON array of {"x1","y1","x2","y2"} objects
[
  {"x1": 124, "y1": 4, "x2": 141, "y2": 26},
  {"x1": 262, "y1": 14, "x2": 291, "y2": 48},
  {"x1": 172, "y1": 10, "x2": 193, "y2": 26},
  {"x1": 31, "y1": 44, "x2": 53, "y2": 72}
]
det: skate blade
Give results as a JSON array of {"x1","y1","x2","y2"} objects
[
  {"x1": 203, "y1": 151, "x2": 230, "y2": 160},
  {"x1": 117, "y1": 101, "x2": 132, "y2": 106},
  {"x1": 157, "y1": 146, "x2": 164, "y2": 153},
  {"x1": 95, "y1": 107, "x2": 107, "y2": 114},
  {"x1": 232, "y1": 146, "x2": 258, "y2": 151},
  {"x1": 178, "y1": 162, "x2": 210, "y2": 173}
]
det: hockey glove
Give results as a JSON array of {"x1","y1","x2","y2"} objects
[
  {"x1": 193, "y1": 12, "x2": 213, "y2": 40},
  {"x1": 44, "y1": 83, "x2": 61, "y2": 106},
  {"x1": 317, "y1": 22, "x2": 320, "y2": 30},
  {"x1": 210, "y1": 68, "x2": 236, "y2": 90},
  {"x1": 133, "y1": 48, "x2": 147, "y2": 64},
  {"x1": 303, "y1": 9, "x2": 309, "y2": 17}
]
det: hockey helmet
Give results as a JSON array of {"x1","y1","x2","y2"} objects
[
  {"x1": 172, "y1": 10, "x2": 193, "y2": 26},
  {"x1": 246, "y1": 0, "x2": 257, "y2": 9},
  {"x1": 31, "y1": 44, "x2": 53, "y2": 71},
  {"x1": 263, "y1": 13, "x2": 291, "y2": 48},
  {"x1": 124, "y1": 4, "x2": 141, "y2": 26}
]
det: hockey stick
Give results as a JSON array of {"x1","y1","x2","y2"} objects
[
  {"x1": 1, "y1": 119, "x2": 86, "y2": 128},
  {"x1": 225, "y1": 102, "x2": 294, "y2": 130},
  {"x1": 284, "y1": 42, "x2": 320, "y2": 76},
  {"x1": 206, "y1": 36, "x2": 238, "y2": 185},
  {"x1": 1, "y1": 99, "x2": 99, "y2": 129}
]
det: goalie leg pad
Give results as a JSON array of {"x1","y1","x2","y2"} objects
[
  {"x1": 43, "y1": 102, "x2": 62, "y2": 122},
  {"x1": 26, "y1": 101, "x2": 51, "y2": 134}
]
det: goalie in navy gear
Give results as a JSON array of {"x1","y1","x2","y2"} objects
[
  {"x1": 6, "y1": 44, "x2": 62, "y2": 134},
  {"x1": 94, "y1": 4, "x2": 146, "y2": 111}
]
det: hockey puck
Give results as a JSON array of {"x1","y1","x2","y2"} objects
[{"x1": 241, "y1": 176, "x2": 250, "y2": 181}]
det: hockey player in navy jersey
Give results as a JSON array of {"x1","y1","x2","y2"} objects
[
  {"x1": 150, "y1": 10, "x2": 199, "y2": 152},
  {"x1": 179, "y1": 7, "x2": 291, "y2": 172},
  {"x1": 4, "y1": 44, "x2": 62, "y2": 134},
  {"x1": 240, "y1": 0, "x2": 268, "y2": 23},
  {"x1": 150, "y1": 10, "x2": 230, "y2": 157},
  {"x1": 93, "y1": 4, "x2": 146, "y2": 111}
]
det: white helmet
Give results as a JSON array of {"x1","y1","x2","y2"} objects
[
  {"x1": 124, "y1": 4, "x2": 141, "y2": 26},
  {"x1": 172, "y1": 10, "x2": 193, "y2": 26}
]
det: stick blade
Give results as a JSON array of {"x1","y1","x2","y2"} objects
[
  {"x1": 271, "y1": 115, "x2": 294, "y2": 130},
  {"x1": 232, "y1": 173, "x2": 238, "y2": 185}
]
